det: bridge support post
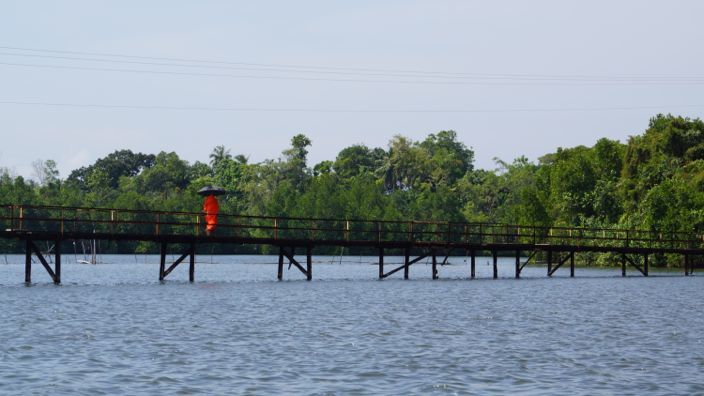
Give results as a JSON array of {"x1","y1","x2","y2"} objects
[
  {"x1": 24, "y1": 239, "x2": 31, "y2": 284},
  {"x1": 570, "y1": 251, "x2": 575, "y2": 278},
  {"x1": 644, "y1": 254, "x2": 649, "y2": 277},
  {"x1": 622, "y1": 254, "x2": 626, "y2": 277},
  {"x1": 24, "y1": 239, "x2": 60, "y2": 284},
  {"x1": 159, "y1": 242, "x2": 197, "y2": 282},
  {"x1": 470, "y1": 250, "x2": 475, "y2": 279},
  {"x1": 684, "y1": 254, "x2": 689, "y2": 276},
  {"x1": 306, "y1": 246, "x2": 312, "y2": 281},
  {"x1": 278, "y1": 246, "x2": 311, "y2": 280},
  {"x1": 189, "y1": 242, "x2": 195, "y2": 282},
  {"x1": 432, "y1": 249, "x2": 438, "y2": 280},
  {"x1": 404, "y1": 247, "x2": 410, "y2": 280},
  {"x1": 378, "y1": 248, "x2": 384, "y2": 279},
  {"x1": 159, "y1": 242, "x2": 167, "y2": 281},
  {"x1": 55, "y1": 240, "x2": 61, "y2": 284},
  {"x1": 492, "y1": 250, "x2": 498, "y2": 279},
  {"x1": 547, "y1": 250, "x2": 552, "y2": 277},
  {"x1": 380, "y1": 249, "x2": 430, "y2": 279},
  {"x1": 278, "y1": 247, "x2": 284, "y2": 280},
  {"x1": 515, "y1": 250, "x2": 520, "y2": 279}
]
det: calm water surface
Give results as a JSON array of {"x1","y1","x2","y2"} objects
[{"x1": 0, "y1": 255, "x2": 702, "y2": 395}]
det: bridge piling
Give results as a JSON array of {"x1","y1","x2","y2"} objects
[
  {"x1": 570, "y1": 251, "x2": 575, "y2": 277},
  {"x1": 470, "y1": 250, "x2": 476, "y2": 279},
  {"x1": 55, "y1": 240, "x2": 61, "y2": 284},
  {"x1": 378, "y1": 248, "x2": 384, "y2": 279},
  {"x1": 24, "y1": 239, "x2": 60, "y2": 284},
  {"x1": 492, "y1": 250, "x2": 498, "y2": 279},
  {"x1": 278, "y1": 247, "x2": 284, "y2": 280},
  {"x1": 432, "y1": 250, "x2": 438, "y2": 280},
  {"x1": 622, "y1": 254, "x2": 626, "y2": 277},
  {"x1": 189, "y1": 242, "x2": 195, "y2": 282},
  {"x1": 685, "y1": 254, "x2": 690, "y2": 276},
  {"x1": 404, "y1": 247, "x2": 410, "y2": 280},
  {"x1": 515, "y1": 250, "x2": 520, "y2": 279},
  {"x1": 24, "y1": 239, "x2": 31, "y2": 284},
  {"x1": 159, "y1": 242, "x2": 167, "y2": 281}
]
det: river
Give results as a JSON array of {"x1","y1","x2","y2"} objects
[{"x1": 0, "y1": 255, "x2": 702, "y2": 394}]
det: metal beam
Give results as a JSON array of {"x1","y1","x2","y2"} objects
[
  {"x1": 519, "y1": 250, "x2": 537, "y2": 272},
  {"x1": 381, "y1": 250, "x2": 432, "y2": 279},
  {"x1": 548, "y1": 251, "x2": 574, "y2": 277},
  {"x1": 623, "y1": 254, "x2": 646, "y2": 276}
]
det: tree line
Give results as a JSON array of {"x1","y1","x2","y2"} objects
[{"x1": 1, "y1": 114, "x2": 703, "y2": 264}]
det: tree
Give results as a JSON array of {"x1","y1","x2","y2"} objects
[
  {"x1": 381, "y1": 135, "x2": 431, "y2": 191},
  {"x1": 67, "y1": 150, "x2": 155, "y2": 190},
  {"x1": 281, "y1": 134, "x2": 312, "y2": 190},
  {"x1": 32, "y1": 159, "x2": 59, "y2": 186},
  {"x1": 209, "y1": 145, "x2": 232, "y2": 168},
  {"x1": 333, "y1": 144, "x2": 378, "y2": 179},
  {"x1": 419, "y1": 130, "x2": 474, "y2": 185}
]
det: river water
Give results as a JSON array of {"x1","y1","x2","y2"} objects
[{"x1": 0, "y1": 254, "x2": 702, "y2": 395}]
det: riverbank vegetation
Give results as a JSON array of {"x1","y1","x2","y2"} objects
[{"x1": 1, "y1": 114, "x2": 703, "y2": 265}]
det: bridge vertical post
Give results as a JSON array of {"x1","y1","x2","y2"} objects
[
  {"x1": 515, "y1": 250, "x2": 520, "y2": 279},
  {"x1": 159, "y1": 242, "x2": 166, "y2": 281},
  {"x1": 644, "y1": 254, "x2": 649, "y2": 277},
  {"x1": 306, "y1": 246, "x2": 312, "y2": 281},
  {"x1": 378, "y1": 247, "x2": 384, "y2": 279},
  {"x1": 570, "y1": 251, "x2": 575, "y2": 278},
  {"x1": 24, "y1": 238, "x2": 31, "y2": 284},
  {"x1": 277, "y1": 246, "x2": 284, "y2": 280},
  {"x1": 547, "y1": 250, "x2": 552, "y2": 277},
  {"x1": 54, "y1": 240, "x2": 61, "y2": 285},
  {"x1": 432, "y1": 249, "x2": 438, "y2": 280},
  {"x1": 189, "y1": 242, "x2": 195, "y2": 282},
  {"x1": 470, "y1": 250, "x2": 475, "y2": 279},
  {"x1": 621, "y1": 254, "x2": 626, "y2": 277},
  {"x1": 492, "y1": 250, "x2": 498, "y2": 279},
  {"x1": 684, "y1": 254, "x2": 689, "y2": 276},
  {"x1": 404, "y1": 247, "x2": 410, "y2": 280}
]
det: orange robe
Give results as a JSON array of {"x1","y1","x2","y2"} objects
[{"x1": 203, "y1": 195, "x2": 219, "y2": 233}]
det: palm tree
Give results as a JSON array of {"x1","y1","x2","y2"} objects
[
  {"x1": 209, "y1": 145, "x2": 232, "y2": 168},
  {"x1": 234, "y1": 154, "x2": 249, "y2": 165}
]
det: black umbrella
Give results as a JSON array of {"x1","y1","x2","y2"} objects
[{"x1": 197, "y1": 185, "x2": 227, "y2": 196}]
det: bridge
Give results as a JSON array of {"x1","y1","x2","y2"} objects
[{"x1": 1, "y1": 204, "x2": 701, "y2": 284}]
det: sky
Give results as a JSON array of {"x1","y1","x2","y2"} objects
[{"x1": 1, "y1": 1, "x2": 703, "y2": 180}]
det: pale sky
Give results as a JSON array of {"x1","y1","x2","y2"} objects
[{"x1": 1, "y1": 1, "x2": 703, "y2": 179}]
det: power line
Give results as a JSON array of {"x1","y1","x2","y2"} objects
[
  {"x1": 1, "y1": 51, "x2": 702, "y2": 83},
  {"x1": 2, "y1": 61, "x2": 704, "y2": 86},
  {"x1": 0, "y1": 100, "x2": 700, "y2": 114},
  {"x1": 1, "y1": 45, "x2": 703, "y2": 84}
]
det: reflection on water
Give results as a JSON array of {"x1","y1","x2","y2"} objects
[{"x1": 0, "y1": 255, "x2": 702, "y2": 395}]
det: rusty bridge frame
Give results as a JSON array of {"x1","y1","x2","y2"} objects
[{"x1": 1, "y1": 204, "x2": 701, "y2": 284}]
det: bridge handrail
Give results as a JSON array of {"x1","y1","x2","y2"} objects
[{"x1": 1, "y1": 203, "x2": 701, "y2": 247}]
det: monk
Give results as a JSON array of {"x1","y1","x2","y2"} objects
[{"x1": 203, "y1": 194, "x2": 219, "y2": 236}]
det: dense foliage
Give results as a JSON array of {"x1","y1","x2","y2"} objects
[{"x1": 2, "y1": 115, "x2": 703, "y2": 264}]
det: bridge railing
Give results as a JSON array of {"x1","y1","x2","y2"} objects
[{"x1": 1, "y1": 204, "x2": 701, "y2": 250}]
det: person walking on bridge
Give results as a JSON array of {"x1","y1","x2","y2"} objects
[{"x1": 198, "y1": 186, "x2": 226, "y2": 236}]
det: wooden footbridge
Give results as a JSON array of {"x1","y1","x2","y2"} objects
[{"x1": 1, "y1": 204, "x2": 701, "y2": 284}]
